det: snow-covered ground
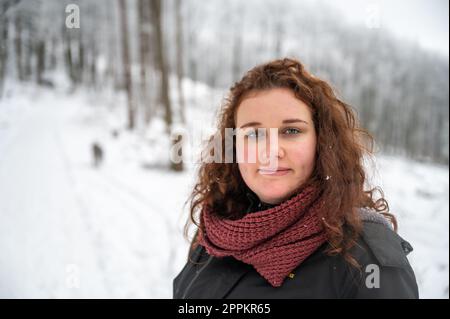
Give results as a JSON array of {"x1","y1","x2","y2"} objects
[{"x1": 0, "y1": 82, "x2": 448, "y2": 298}]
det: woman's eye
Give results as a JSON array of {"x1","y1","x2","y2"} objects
[
  {"x1": 283, "y1": 128, "x2": 301, "y2": 135},
  {"x1": 245, "y1": 131, "x2": 258, "y2": 139}
]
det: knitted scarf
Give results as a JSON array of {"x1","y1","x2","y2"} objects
[{"x1": 198, "y1": 185, "x2": 327, "y2": 287}]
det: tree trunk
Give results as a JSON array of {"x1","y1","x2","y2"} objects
[
  {"x1": 175, "y1": 0, "x2": 185, "y2": 124},
  {"x1": 232, "y1": 30, "x2": 242, "y2": 82},
  {"x1": 36, "y1": 40, "x2": 45, "y2": 85},
  {"x1": 138, "y1": 0, "x2": 152, "y2": 125},
  {"x1": 0, "y1": 15, "x2": 8, "y2": 97},
  {"x1": 49, "y1": 36, "x2": 57, "y2": 70},
  {"x1": 24, "y1": 27, "x2": 32, "y2": 80},
  {"x1": 14, "y1": 14, "x2": 24, "y2": 81},
  {"x1": 231, "y1": 8, "x2": 244, "y2": 82},
  {"x1": 118, "y1": 0, "x2": 135, "y2": 130},
  {"x1": 149, "y1": 0, "x2": 172, "y2": 131},
  {"x1": 90, "y1": 43, "x2": 97, "y2": 88},
  {"x1": 149, "y1": 0, "x2": 181, "y2": 171},
  {"x1": 77, "y1": 34, "x2": 84, "y2": 83},
  {"x1": 64, "y1": 32, "x2": 75, "y2": 84},
  {"x1": 274, "y1": 19, "x2": 283, "y2": 57}
]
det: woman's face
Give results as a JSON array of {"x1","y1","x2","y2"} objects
[{"x1": 236, "y1": 88, "x2": 317, "y2": 205}]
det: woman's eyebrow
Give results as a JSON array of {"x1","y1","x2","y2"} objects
[
  {"x1": 239, "y1": 118, "x2": 308, "y2": 129},
  {"x1": 282, "y1": 118, "x2": 309, "y2": 125},
  {"x1": 239, "y1": 121, "x2": 261, "y2": 129}
]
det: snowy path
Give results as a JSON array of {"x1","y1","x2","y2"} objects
[
  {"x1": 0, "y1": 100, "x2": 108, "y2": 297},
  {"x1": 0, "y1": 92, "x2": 188, "y2": 298}
]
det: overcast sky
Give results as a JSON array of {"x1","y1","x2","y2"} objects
[{"x1": 320, "y1": 0, "x2": 449, "y2": 57}]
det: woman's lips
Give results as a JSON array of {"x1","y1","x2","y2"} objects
[{"x1": 258, "y1": 168, "x2": 291, "y2": 176}]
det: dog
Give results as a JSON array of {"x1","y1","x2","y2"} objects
[{"x1": 91, "y1": 142, "x2": 104, "y2": 168}]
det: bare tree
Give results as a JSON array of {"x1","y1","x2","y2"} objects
[
  {"x1": 14, "y1": 14, "x2": 24, "y2": 81},
  {"x1": 118, "y1": 0, "x2": 135, "y2": 130},
  {"x1": 150, "y1": 0, "x2": 182, "y2": 171},
  {"x1": 138, "y1": 0, "x2": 153, "y2": 124},
  {"x1": 0, "y1": 10, "x2": 9, "y2": 97},
  {"x1": 35, "y1": 39, "x2": 45, "y2": 84},
  {"x1": 174, "y1": 0, "x2": 185, "y2": 124},
  {"x1": 149, "y1": 0, "x2": 172, "y2": 131},
  {"x1": 231, "y1": 4, "x2": 243, "y2": 82}
]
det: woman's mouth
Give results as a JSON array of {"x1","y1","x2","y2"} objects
[{"x1": 258, "y1": 168, "x2": 292, "y2": 176}]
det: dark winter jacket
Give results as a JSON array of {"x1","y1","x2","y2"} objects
[{"x1": 173, "y1": 208, "x2": 419, "y2": 299}]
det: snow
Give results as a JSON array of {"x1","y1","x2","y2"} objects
[
  {"x1": 0, "y1": 82, "x2": 448, "y2": 299},
  {"x1": 368, "y1": 154, "x2": 449, "y2": 298}
]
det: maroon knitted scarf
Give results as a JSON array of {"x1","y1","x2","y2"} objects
[{"x1": 198, "y1": 185, "x2": 327, "y2": 287}]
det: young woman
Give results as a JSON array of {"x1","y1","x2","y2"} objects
[{"x1": 173, "y1": 58, "x2": 419, "y2": 299}]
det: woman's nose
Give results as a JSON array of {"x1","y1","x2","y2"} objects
[
  {"x1": 259, "y1": 129, "x2": 284, "y2": 163},
  {"x1": 264, "y1": 142, "x2": 285, "y2": 159},
  {"x1": 277, "y1": 146, "x2": 285, "y2": 158}
]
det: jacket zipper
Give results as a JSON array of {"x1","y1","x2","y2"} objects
[{"x1": 181, "y1": 255, "x2": 214, "y2": 299}]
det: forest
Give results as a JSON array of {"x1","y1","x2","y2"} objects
[{"x1": 1, "y1": 0, "x2": 448, "y2": 168}]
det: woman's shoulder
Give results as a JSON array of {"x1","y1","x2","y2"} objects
[
  {"x1": 341, "y1": 208, "x2": 419, "y2": 298},
  {"x1": 356, "y1": 208, "x2": 413, "y2": 269}
]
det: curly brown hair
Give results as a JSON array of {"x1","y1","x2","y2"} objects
[{"x1": 184, "y1": 57, "x2": 396, "y2": 267}]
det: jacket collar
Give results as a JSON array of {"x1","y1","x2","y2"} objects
[
  {"x1": 205, "y1": 255, "x2": 252, "y2": 299},
  {"x1": 185, "y1": 245, "x2": 252, "y2": 299}
]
